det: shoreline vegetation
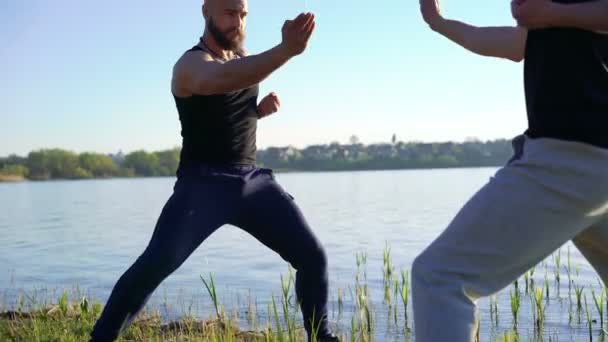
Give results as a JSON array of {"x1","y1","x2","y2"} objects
[
  {"x1": 1, "y1": 246, "x2": 606, "y2": 341},
  {"x1": 0, "y1": 175, "x2": 25, "y2": 183},
  {"x1": 0, "y1": 138, "x2": 512, "y2": 183}
]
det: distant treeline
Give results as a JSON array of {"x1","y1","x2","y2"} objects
[
  {"x1": 0, "y1": 139, "x2": 513, "y2": 181},
  {"x1": 0, "y1": 149, "x2": 181, "y2": 181}
]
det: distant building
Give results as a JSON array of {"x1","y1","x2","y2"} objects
[{"x1": 109, "y1": 150, "x2": 125, "y2": 164}]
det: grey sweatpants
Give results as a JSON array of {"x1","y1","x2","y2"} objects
[{"x1": 412, "y1": 135, "x2": 608, "y2": 342}]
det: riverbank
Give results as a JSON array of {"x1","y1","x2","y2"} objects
[
  {"x1": 0, "y1": 305, "x2": 287, "y2": 341},
  {"x1": 2, "y1": 245, "x2": 603, "y2": 341},
  {"x1": 0, "y1": 175, "x2": 25, "y2": 182}
]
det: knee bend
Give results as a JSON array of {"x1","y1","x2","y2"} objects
[
  {"x1": 411, "y1": 253, "x2": 429, "y2": 281},
  {"x1": 315, "y1": 247, "x2": 328, "y2": 270},
  {"x1": 294, "y1": 244, "x2": 328, "y2": 273},
  {"x1": 411, "y1": 251, "x2": 442, "y2": 285},
  {"x1": 412, "y1": 251, "x2": 469, "y2": 296}
]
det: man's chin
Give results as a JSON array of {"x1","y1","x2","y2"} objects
[
  {"x1": 228, "y1": 35, "x2": 244, "y2": 44},
  {"x1": 228, "y1": 41, "x2": 244, "y2": 52}
]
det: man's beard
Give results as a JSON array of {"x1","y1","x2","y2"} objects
[{"x1": 207, "y1": 17, "x2": 245, "y2": 53}]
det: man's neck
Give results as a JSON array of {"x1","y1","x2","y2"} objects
[{"x1": 200, "y1": 33, "x2": 232, "y2": 61}]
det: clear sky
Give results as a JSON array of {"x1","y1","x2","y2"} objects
[{"x1": 0, "y1": 0, "x2": 527, "y2": 157}]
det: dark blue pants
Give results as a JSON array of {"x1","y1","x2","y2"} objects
[{"x1": 91, "y1": 165, "x2": 330, "y2": 340}]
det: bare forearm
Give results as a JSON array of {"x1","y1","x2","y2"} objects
[
  {"x1": 202, "y1": 45, "x2": 291, "y2": 94},
  {"x1": 550, "y1": 0, "x2": 608, "y2": 32},
  {"x1": 432, "y1": 19, "x2": 526, "y2": 62}
]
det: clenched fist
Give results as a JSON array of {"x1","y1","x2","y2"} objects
[
  {"x1": 512, "y1": 0, "x2": 557, "y2": 29},
  {"x1": 257, "y1": 92, "x2": 281, "y2": 119}
]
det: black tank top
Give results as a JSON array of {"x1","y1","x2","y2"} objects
[
  {"x1": 174, "y1": 46, "x2": 259, "y2": 168},
  {"x1": 524, "y1": 0, "x2": 608, "y2": 147}
]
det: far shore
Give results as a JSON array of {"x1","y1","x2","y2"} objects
[
  {"x1": 0, "y1": 175, "x2": 26, "y2": 183},
  {"x1": 0, "y1": 165, "x2": 503, "y2": 184}
]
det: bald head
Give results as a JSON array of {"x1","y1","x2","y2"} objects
[
  {"x1": 203, "y1": 0, "x2": 248, "y2": 18},
  {"x1": 203, "y1": 0, "x2": 216, "y2": 11},
  {"x1": 202, "y1": 0, "x2": 248, "y2": 52}
]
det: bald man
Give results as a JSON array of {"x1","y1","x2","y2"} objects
[
  {"x1": 90, "y1": 1, "x2": 338, "y2": 341},
  {"x1": 412, "y1": 0, "x2": 608, "y2": 341}
]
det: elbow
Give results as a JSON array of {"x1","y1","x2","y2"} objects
[
  {"x1": 476, "y1": 48, "x2": 524, "y2": 63},
  {"x1": 503, "y1": 46, "x2": 526, "y2": 63},
  {"x1": 506, "y1": 53, "x2": 525, "y2": 63}
]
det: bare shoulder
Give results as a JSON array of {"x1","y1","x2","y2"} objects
[
  {"x1": 174, "y1": 49, "x2": 214, "y2": 76},
  {"x1": 171, "y1": 50, "x2": 214, "y2": 97}
]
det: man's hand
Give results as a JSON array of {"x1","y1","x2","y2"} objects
[
  {"x1": 512, "y1": 0, "x2": 559, "y2": 29},
  {"x1": 279, "y1": 13, "x2": 316, "y2": 57},
  {"x1": 257, "y1": 92, "x2": 281, "y2": 119},
  {"x1": 420, "y1": 0, "x2": 445, "y2": 31}
]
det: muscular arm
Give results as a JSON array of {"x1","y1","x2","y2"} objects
[
  {"x1": 420, "y1": 0, "x2": 527, "y2": 62},
  {"x1": 434, "y1": 21, "x2": 526, "y2": 62},
  {"x1": 176, "y1": 46, "x2": 291, "y2": 96},
  {"x1": 174, "y1": 13, "x2": 315, "y2": 96}
]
